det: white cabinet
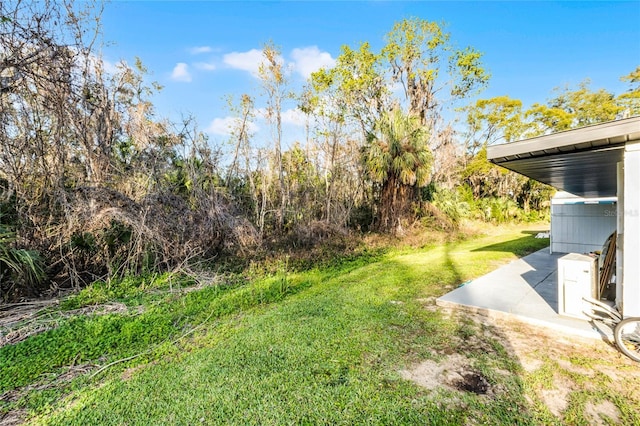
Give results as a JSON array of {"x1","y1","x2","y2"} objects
[{"x1": 557, "y1": 253, "x2": 597, "y2": 320}]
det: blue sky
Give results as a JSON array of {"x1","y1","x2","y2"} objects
[{"x1": 100, "y1": 1, "x2": 640, "y2": 147}]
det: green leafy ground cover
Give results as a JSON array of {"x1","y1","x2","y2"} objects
[{"x1": 1, "y1": 224, "x2": 638, "y2": 425}]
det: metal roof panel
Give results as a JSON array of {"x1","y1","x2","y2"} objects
[{"x1": 487, "y1": 117, "x2": 640, "y2": 197}]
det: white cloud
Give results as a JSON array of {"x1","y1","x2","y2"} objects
[
  {"x1": 76, "y1": 52, "x2": 119, "y2": 76},
  {"x1": 223, "y1": 49, "x2": 264, "y2": 76},
  {"x1": 206, "y1": 116, "x2": 259, "y2": 136},
  {"x1": 254, "y1": 107, "x2": 268, "y2": 119},
  {"x1": 223, "y1": 49, "x2": 288, "y2": 78},
  {"x1": 194, "y1": 62, "x2": 216, "y2": 71},
  {"x1": 189, "y1": 46, "x2": 212, "y2": 55},
  {"x1": 282, "y1": 108, "x2": 307, "y2": 127},
  {"x1": 171, "y1": 62, "x2": 192, "y2": 82},
  {"x1": 103, "y1": 59, "x2": 120, "y2": 75},
  {"x1": 251, "y1": 107, "x2": 306, "y2": 127},
  {"x1": 290, "y1": 46, "x2": 335, "y2": 79}
]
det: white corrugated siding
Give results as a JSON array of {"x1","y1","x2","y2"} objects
[{"x1": 550, "y1": 203, "x2": 617, "y2": 254}]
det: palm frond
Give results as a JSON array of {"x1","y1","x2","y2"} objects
[{"x1": 0, "y1": 225, "x2": 46, "y2": 289}]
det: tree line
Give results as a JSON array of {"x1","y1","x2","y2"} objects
[{"x1": 1, "y1": 1, "x2": 638, "y2": 301}]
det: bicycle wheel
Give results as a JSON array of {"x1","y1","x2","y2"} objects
[{"x1": 614, "y1": 317, "x2": 640, "y2": 362}]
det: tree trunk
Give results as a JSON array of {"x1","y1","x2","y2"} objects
[{"x1": 378, "y1": 173, "x2": 412, "y2": 233}]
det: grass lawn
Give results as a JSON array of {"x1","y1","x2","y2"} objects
[{"x1": 1, "y1": 223, "x2": 638, "y2": 425}]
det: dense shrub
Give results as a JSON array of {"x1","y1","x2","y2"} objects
[{"x1": 427, "y1": 184, "x2": 550, "y2": 226}]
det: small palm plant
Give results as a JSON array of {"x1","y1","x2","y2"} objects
[{"x1": 0, "y1": 222, "x2": 46, "y2": 299}]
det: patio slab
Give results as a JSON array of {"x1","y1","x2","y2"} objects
[{"x1": 436, "y1": 248, "x2": 608, "y2": 339}]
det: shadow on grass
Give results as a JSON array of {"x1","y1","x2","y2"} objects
[
  {"x1": 471, "y1": 233, "x2": 549, "y2": 257},
  {"x1": 444, "y1": 241, "x2": 463, "y2": 286}
]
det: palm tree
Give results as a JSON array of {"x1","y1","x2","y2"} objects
[{"x1": 364, "y1": 108, "x2": 432, "y2": 232}]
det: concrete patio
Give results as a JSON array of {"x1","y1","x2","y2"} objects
[{"x1": 436, "y1": 248, "x2": 610, "y2": 340}]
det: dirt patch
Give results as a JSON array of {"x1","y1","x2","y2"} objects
[
  {"x1": 399, "y1": 358, "x2": 452, "y2": 391},
  {"x1": 540, "y1": 387, "x2": 570, "y2": 417},
  {"x1": 447, "y1": 310, "x2": 640, "y2": 421},
  {"x1": 585, "y1": 400, "x2": 621, "y2": 425},
  {"x1": 555, "y1": 357, "x2": 595, "y2": 377},
  {"x1": 519, "y1": 356, "x2": 544, "y2": 373},
  {"x1": 399, "y1": 353, "x2": 491, "y2": 395},
  {"x1": 451, "y1": 371, "x2": 489, "y2": 394}
]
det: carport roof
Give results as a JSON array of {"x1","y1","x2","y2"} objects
[{"x1": 487, "y1": 116, "x2": 640, "y2": 198}]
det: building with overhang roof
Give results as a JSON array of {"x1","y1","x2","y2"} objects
[{"x1": 487, "y1": 116, "x2": 640, "y2": 318}]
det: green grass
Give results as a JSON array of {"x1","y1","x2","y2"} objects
[{"x1": 3, "y1": 224, "x2": 612, "y2": 425}]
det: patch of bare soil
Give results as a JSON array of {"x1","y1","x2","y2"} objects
[
  {"x1": 585, "y1": 400, "x2": 621, "y2": 425},
  {"x1": 454, "y1": 311, "x2": 640, "y2": 422},
  {"x1": 399, "y1": 353, "x2": 492, "y2": 396},
  {"x1": 451, "y1": 371, "x2": 490, "y2": 394},
  {"x1": 539, "y1": 387, "x2": 570, "y2": 417},
  {"x1": 403, "y1": 300, "x2": 640, "y2": 423}
]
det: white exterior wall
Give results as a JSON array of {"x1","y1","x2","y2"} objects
[
  {"x1": 623, "y1": 142, "x2": 640, "y2": 317},
  {"x1": 616, "y1": 162, "x2": 624, "y2": 310},
  {"x1": 550, "y1": 202, "x2": 617, "y2": 254}
]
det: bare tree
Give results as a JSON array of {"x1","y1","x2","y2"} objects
[{"x1": 258, "y1": 42, "x2": 291, "y2": 231}]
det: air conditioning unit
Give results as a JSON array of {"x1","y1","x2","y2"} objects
[{"x1": 557, "y1": 253, "x2": 598, "y2": 320}]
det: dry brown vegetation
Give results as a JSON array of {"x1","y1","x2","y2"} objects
[{"x1": 2, "y1": 1, "x2": 636, "y2": 303}]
